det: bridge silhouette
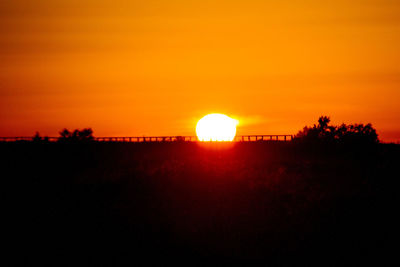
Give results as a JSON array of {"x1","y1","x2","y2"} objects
[{"x1": 0, "y1": 135, "x2": 293, "y2": 142}]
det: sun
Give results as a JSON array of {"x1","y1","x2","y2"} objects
[{"x1": 196, "y1": 113, "x2": 239, "y2": 141}]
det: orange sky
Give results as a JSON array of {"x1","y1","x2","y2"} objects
[{"x1": 1, "y1": 0, "x2": 400, "y2": 141}]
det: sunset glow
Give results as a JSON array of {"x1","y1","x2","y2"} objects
[
  {"x1": 196, "y1": 114, "x2": 238, "y2": 141},
  {"x1": 0, "y1": 1, "x2": 399, "y2": 141}
]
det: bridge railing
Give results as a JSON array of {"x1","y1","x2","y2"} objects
[
  {"x1": 0, "y1": 135, "x2": 293, "y2": 142},
  {"x1": 234, "y1": 135, "x2": 293, "y2": 141}
]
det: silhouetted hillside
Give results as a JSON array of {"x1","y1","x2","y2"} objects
[{"x1": 2, "y1": 141, "x2": 399, "y2": 264}]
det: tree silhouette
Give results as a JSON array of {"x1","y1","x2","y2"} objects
[
  {"x1": 318, "y1": 116, "x2": 330, "y2": 131},
  {"x1": 295, "y1": 116, "x2": 379, "y2": 144},
  {"x1": 32, "y1": 132, "x2": 42, "y2": 142},
  {"x1": 32, "y1": 132, "x2": 49, "y2": 142},
  {"x1": 58, "y1": 128, "x2": 94, "y2": 142},
  {"x1": 59, "y1": 129, "x2": 71, "y2": 139}
]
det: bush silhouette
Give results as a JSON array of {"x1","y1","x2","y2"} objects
[
  {"x1": 32, "y1": 132, "x2": 42, "y2": 142},
  {"x1": 58, "y1": 128, "x2": 94, "y2": 142},
  {"x1": 295, "y1": 116, "x2": 379, "y2": 144},
  {"x1": 32, "y1": 132, "x2": 49, "y2": 142}
]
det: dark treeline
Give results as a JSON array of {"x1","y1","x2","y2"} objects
[
  {"x1": 295, "y1": 116, "x2": 379, "y2": 145},
  {"x1": 59, "y1": 128, "x2": 94, "y2": 142},
  {"x1": 2, "y1": 118, "x2": 399, "y2": 264},
  {"x1": 29, "y1": 116, "x2": 382, "y2": 145},
  {"x1": 32, "y1": 128, "x2": 94, "y2": 142}
]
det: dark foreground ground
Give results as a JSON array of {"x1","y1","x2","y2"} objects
[{"x1": 2, "y1": 141, "x2": 400, "y2": 264}]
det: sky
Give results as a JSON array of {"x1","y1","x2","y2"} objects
[{"x1": 1, "y1": 0, "x2": 400, "y2": 141}]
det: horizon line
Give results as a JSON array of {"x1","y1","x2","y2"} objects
[{"x1": 0, "y1": 135, "x2": 294, "y2": 142}]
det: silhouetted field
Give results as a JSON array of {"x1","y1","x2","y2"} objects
[{"x1": 2, "y1": 141, "x2": 399, "y2": 264}]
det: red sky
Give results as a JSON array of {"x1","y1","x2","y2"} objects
[{"x1": 1, "y1": 0, "x2": 400, "y2": 142}]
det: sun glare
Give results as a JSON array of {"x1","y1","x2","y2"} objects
[{"x1": 196, "y1": 114, "x2": 239, "y2": 141}]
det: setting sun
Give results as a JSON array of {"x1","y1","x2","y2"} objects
[{"x1": 196, "y1": 114, "x2": 239, "y2": 141}]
